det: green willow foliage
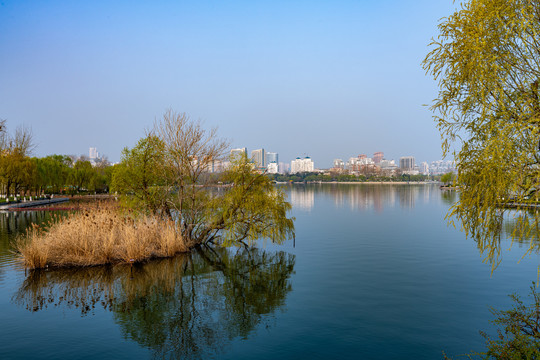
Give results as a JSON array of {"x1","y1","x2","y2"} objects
[
  {"x1": 423, "y1": 0, "x2": 540, "y2": 267},
  {"x1": 111, "y1": 135, "x2": 169, "y2": 215},
  {"x1": 211, "y1": 156, "x2": 294, "y2": 247},
  {"x1": 111, "y1": 111, "x2": 295, "y2": 249}
]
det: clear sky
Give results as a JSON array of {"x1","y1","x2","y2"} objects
[{"x1": 0, "y1": 0, "x2": 457, "y2": 167}]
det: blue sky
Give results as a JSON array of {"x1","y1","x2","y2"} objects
[{"x1": 0, "y1": 0, "x2": 457, "y2": 167}]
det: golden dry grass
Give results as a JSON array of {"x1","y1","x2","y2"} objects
[{"x1": 16, "y1": 206, "x2": 188, "y2": 269}]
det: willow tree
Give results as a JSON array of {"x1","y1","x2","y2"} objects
[
  {"x1": 423, "y1": 0, "x2": 540, "y2": 265},
  {"x1": 0, "y1": 124, "x2": 35, "y2": 198},
  {"x1": 111, "y1": 135, "x2": 169, "y2": 215},
  {"x1": 113, "y1": 110, "x2": 295, "y2": 249}
]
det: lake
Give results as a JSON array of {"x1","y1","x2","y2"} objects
[{"x1": 0, "y1": 184, "x2": 538, "y2": 359}]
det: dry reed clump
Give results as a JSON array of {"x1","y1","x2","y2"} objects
[{"x1": 16, "y1": 208, "x2": 188, "y2": 269}]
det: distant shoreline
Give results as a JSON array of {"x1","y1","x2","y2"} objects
[
  {"x1": 327, "y1": 181, "x2": 438, "y2": 185},
  {"x1": 276, "y1": 181, "x2": 440, "y2": 185}
]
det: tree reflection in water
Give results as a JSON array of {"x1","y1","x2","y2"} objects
[
  {"x1": 13, "y1": 247, "x2": 295, "y2": 359},
  {"x1": 0, "y1": 211, "x2": 58, "y2": 282},
  {"x1": 439, "y1": 190, "x2": 540, "y2": 268},
  {"x1": 440, "y1": 189, "x2": 457, "y2": 207}
]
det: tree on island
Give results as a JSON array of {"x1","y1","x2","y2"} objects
[{"x1": 112, "y1": 110, "x2": 295, "y2": 249}]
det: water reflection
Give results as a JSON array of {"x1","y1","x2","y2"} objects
[
  {"x1": 485, "y1": 211, "x2": 540, "y2": 263},
  {"x1": 13, "y1": 247, "x2": 295, "y2": 359},
  {"x1": 288, "y1": 186, "x2": 314, "y2": 211},
  {"x1": 437, "y1": 190, "x2": 540, "y2": 266},
  {"x1": 0, "y1": 211, "x2": 54, "y2": 257},
  {"x1": 0, "y1": 211, "x2": 58, "y2": 282},
  {"x1": 286, "y1": 184, "x2": 437, "y2": 212},
  {"x1": 440, "y1": 189, "x2": 457, "y2": 206}
]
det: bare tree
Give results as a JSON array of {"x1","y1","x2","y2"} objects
[
  {"x1": 67, "y1": 155, "x2": 78, "y2": 165},
  {"x1": 113, "y1": 110, "x2": 295, "y2": 249},
  {"x1": 154, "y1": 110, "x2": 229, "y2": 245},
  {"x1": 0, "y1": 121, "x2": 32, "y2": 156},
  {"x1": 10, "y1": 125, "x2": 35, "y2": 156},
  {"x1": 95, "y1": 156, "x2": 110, "y2": 168}
]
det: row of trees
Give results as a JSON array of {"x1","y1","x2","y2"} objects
[
  {"x1": 0, "y1": 154, "x2": 114, "y2": 198},
  {"x1": 33, "y1": 155, "x2": 113, "y2": 195},
  {"x1": 0, "y1": 120, "x2": 113, "y2": 199},
  {"x1": 5, "y1": 155, "x2": 113, "y2": 198}
]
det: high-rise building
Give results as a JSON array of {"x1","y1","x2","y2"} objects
[
  {"x1": 420, "y1": 161, "x2": 429, "y2": 175},
  {"x1": 89, "y1": 147, "x2": 98, "y2": 159},
  {"x1": 400, "y1": 156, "x2": 415, "y2": 171},
  {"x1": 267, "y1": 162, "x2": 279, "y2": 174},
  {"x1": 266, "y1": 152, "x2": 278, "y2": 165},
  {"x1": 429, "y1": 160, "x2": 455, "y2": 175},
  {"x1": 373, "y1": 152, "x2": 384, "y2": 164},
  {"x1": 333, "y1": 159, "x2": 345, "y2": 169},
  {"x1": 379, "y1": 159, "x2": 396, "y2": 169},
  {"x1": 347, "y1": 156, "x2": 374, "y2": 171},
  {"x1": 278, "y1": 162, "x2": 290, "y2": 174},
  {"x1": 251, "y1": 149, "x2": 265, "y2": 169},
  {"x1": 291, "y1": 156, "x2": 314, "y2": 173},
  {"x1": 230, "y1": 147, "x2": 247, "y2": 160}
]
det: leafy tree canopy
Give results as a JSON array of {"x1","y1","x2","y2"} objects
[
  {"x1": 424, "y1": 0, "x2": 540, "y2": 266},
  {"x1": 112, "y1": 110, "x2": 295, "y2": 249}
]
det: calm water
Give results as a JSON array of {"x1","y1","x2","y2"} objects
[{"x1": 0, "y1": 184, "x2": 539, "y2": 359}]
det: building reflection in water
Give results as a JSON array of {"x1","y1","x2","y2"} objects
[
  {"x1": 13, "y1": 247, "x2": 296, "y2": 359},
  {"x1": 287, "y1": 184, "x2": 435, "y2": 213},
  {"x1": 398, "y1": 186, "x2": 418, "y2": 209},
  {"x1": 288, "y1": 186, "x2": 315, "y2": 211}
]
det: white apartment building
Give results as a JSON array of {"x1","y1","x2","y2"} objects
[
  {"x1": 430, "y1": 160, "x2": 455, "y2": 175},
  {"x1": 420, "y1": 161, "x2": 429, "y2": 175},
  {"x1": 291, "y1": 157, "x2": 314, "y2": 173},
  {"x1": 333, "y1": 159, "x2": 345, "y2": 169},
  {"x1": 379, "y1": 159, "x2": 397, "y2": 169},
  {"x1": 347, "y1": 156, "x2": 374, "y2": 171},
  {"x1": 89, "y1": 147, "x2": 98, "y2": 159},
  {"x1": 267, "y1": 162, "x2": 279, "y2": 174}
]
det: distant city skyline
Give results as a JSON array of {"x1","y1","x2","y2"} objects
[
  {"x1": 79, "y1": 145, "x2": 454, "y2": 175},
  {"x1": 230, "y1": 145, "x2": 452, "y2": 174},
  {"x1": 1, "y1": 1, "x2": 458, "y2": 168}
]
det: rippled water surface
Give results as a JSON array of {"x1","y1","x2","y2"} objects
[{"x1": 0, "y1": 185, "x2": 538, "y2": 359}]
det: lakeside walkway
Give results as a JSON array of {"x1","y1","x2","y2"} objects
[{"x1": 0, "y1": 197, "x2": 70, "y2": 211}]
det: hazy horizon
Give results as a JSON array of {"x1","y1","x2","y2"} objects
[{"x1": 0, "y1": 1, "x2": 458, "y2": 167}]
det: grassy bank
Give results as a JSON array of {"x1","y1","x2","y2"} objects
[{"x1": 16, "y1": 205, "x2": 188, "y2": 269}]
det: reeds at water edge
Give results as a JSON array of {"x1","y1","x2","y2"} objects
[{"x1": 15, "y1": 205, "x2": 188, "y2": 269}]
